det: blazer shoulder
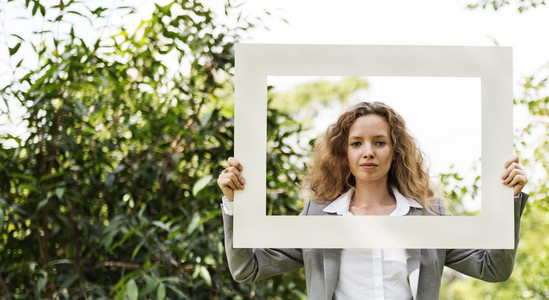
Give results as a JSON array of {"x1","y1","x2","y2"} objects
[
  {"x1": 301, "y1": 199, "x2": 333, "y2": 216},
  {"x1": 416, "y1": 198, "x2": 449, "y2": 216}
]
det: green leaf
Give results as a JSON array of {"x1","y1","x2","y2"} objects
[
  {"x1": 101, "y1": 230, "x2": 118, "y2": 250},
  {"x1": 126, "y1": 279, "x2": 138, "y2": 300},
  {"x1": 165, "y1": 284, "x2": 186, "y2": 298},
  {"x1": 157, "y1": 283, "x2": 166, "y2": 300},
  {"x1": 49, "y1": 259, "x2": 73, "y2": 266},
  {"x1": 152, "y1": 220, "x2": 170, "y2": 231},
  {"x1": 200, "y1": 110, "x2": 213, "y2": 127},
  {"x1": 19, "y1": 183, "x2": 37, "y2": 192},
  {"x1": 36, "y1": 277, "x2": 47, "y2": 295},
  {"x1": 0, "y1": 210, "x2": 4, "y2": 234},
  {"x1": 11, "y1": 173, "x2": 37, "y2": 182},
  {"x1": 61, "y1": 273, "x2": 78, "y2": 288},
  {"x1": 186, "y1": 213, "x2": 201, "y2": 235},
  {"x1": 105, "y1": 173, "x2": 115, "y2": 187},
  {"x1": 140, "y1": 274, "x2": 158, "y2": 296},
  {"x1": 10, "y1": 34, "x2": 24, "y2": 41},
  {"x1": 27, "y1": 64, "x2": 59, "y2": 94},
  {"x1": 67, "y1": 10, "x2": 83, "y2": 16},
  {"x1": 37, "y1": 199, "x2": 49, "y2": 211},
  {"x1": 110, "y1": 225, "x2": 141, "y2": 250},
  {"x1": 9, "y1": 43, "x2": 21, "y2": 55},
  {"x1": 131, "y1": 239, "x2": 146, "y2": 260},
  {"x1": 55, "y1": 187, "x2": 65, "y2": 200},
  {"x1": 167, "y1": 225, "x2": 182, "y2": 240},
  {"x1": 32, "y1": 2, "x2": 38, "y2": 15},
  {"x1": 39, "y1": 172, "x2": 64, "y2": 183},
  {"x1": 192, "y1": 175, "x2": 213, "y2": 196},
  {"x1": 199, "y1": 266, "x2": 212, "y2": 286}
]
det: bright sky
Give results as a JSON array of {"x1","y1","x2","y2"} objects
[{"x1": 241, "y1": 0, "x2": 549, "y2": 79}]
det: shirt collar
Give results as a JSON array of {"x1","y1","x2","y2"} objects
[
  {"x1": 392, "y1": 188, "x2": 423, "y2": 216},
  {"x1": 323, "y1": 189, "x2": 354, "y2": 216},
  {"x1": 322, "y1": 187, "x2": 423, "y2": 216}
]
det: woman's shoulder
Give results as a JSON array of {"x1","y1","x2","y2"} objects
[
  {"x1": 423, "y1": 198, "x2": 449, "y2": 216},
  {"x1": 300, "y1": 199, "x2": 333, "y2": 216}
]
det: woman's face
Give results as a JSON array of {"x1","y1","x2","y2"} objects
[{"x1": 346, "y1": 114, "x2": 394, "y2": 186}]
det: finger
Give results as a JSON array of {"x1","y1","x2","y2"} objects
[
  {"x1": 506, "y1": 174, "x2": 527, "y2": 189},
  {"x1": 223, "y1": 166, "x2": 246, "y2": 186},
  {"x1": 503, "y1": 168, "x2": 527, "y2": 187},
  {"x1": 501, "y1": 162, "x2": 522, "y2": 180},
  {"x1": 226, "y1": 178, "x2": 240, "y2": 190},
  {"x1": 228, "y1": 172, "x2": 245, "y2": 189},
  {"x1": 220, "y1": 169, "x2": 245, "y2": 189},
  {"x1": 217, "y1": 176, "x2": 231, "y2": 190},
  {"x1": 504, "y1": 155, "x2": 519, "y2": 169},
  {"x1": 218, "y1": 176, "x2": 241, "y2": 191},
  {"x1": 503, "y1": 167, "x2": 525, "y2": 184},
  {"x1": 228, "y1": 157, "x2": 243, "y2": 172}
]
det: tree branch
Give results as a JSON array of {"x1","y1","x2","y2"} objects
[
  {"x1": 93, "y1": 261, "x2": 141, "y2": 270},
  {"x1": 0, "y1": 273, "x2": 12, "y2": 299}
]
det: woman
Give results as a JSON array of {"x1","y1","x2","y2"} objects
[{"x1": 217, "y1": 102, "x2": 528, "y2": 299}]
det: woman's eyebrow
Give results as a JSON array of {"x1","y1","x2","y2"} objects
[
  {"x1": 373, "y1": 135, "x2": 389, "y2": 139},
  {"x1": 349, "y1": 134, "x2": 389, "y2": 139}
]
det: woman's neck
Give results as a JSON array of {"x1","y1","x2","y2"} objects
[{"x1": 350, "y1": 181, "x2": 396, "y2": 215}]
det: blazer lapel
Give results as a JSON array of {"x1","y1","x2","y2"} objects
[
  {"x1": 406, "y1": 249, "x2": 421, "y2": 300},
  {"x1": 323, "y1": 248, "x2": 341, "y2": 300},
  {"x1": 406, "y1": 207, "x2": 423, "y2": 300},
  {"x1": 320, "y1": 210, "x2": 341, "y2": 299}
]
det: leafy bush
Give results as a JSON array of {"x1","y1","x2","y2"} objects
[{"x1": 0, "y1": 0, "x2": 305, "y2": 298}]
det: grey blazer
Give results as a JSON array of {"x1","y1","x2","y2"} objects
[{"x1": 222, "y1": 193, "x2": 528, "y2": 300}]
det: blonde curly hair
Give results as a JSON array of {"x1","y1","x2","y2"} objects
[{"x1": 302, "y1": 101, "x2": 435, "y2": 211}]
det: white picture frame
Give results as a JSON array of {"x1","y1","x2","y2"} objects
[{"x1": 233, "y1": 44, "x2": 514, "y2": 249}]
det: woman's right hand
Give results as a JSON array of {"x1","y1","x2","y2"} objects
[{"x1": 217, "y1": 157, "x2": 246, "y2": 202}]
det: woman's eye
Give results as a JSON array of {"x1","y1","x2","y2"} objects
[
  {"x1": 350, "y1": 141, "x2": 361, "y2": 147},
  {"x1": 375, "y1": 141, "x2": 386, "y2": 146}
]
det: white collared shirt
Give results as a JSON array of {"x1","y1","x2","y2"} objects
[{"x1": 323, "y1": 188, "x2": 422, "y2": 300}]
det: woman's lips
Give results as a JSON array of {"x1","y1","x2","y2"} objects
[{"x1": 360, "y1": 163, "x2": 378, "y2": 169}]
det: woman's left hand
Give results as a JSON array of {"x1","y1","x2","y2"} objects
[{"x1": 501, "y1": 155, "x2": 528, "y2": 196}]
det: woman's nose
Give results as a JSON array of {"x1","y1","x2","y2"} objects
[{"x1": 362, "y1": 146, "x2": 374, "y2": 158}]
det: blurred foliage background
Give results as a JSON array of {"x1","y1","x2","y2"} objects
[{"x1": 0, "y1": 0, "x2": 547, "y2": 299}]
